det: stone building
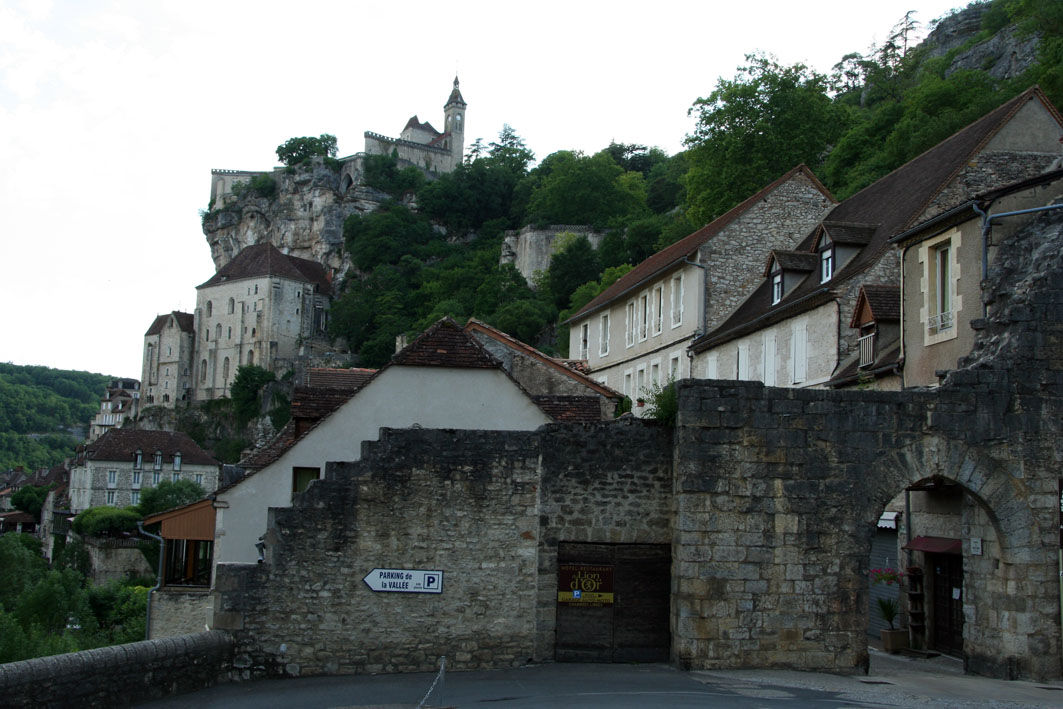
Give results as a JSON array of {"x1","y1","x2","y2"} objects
[
  {"x1": 210, "y1": 203, "x2": 1063, "y2": 682},
  {"x1": 564, "y1": 165, "x2": 834, "y2": 408},
  {"x1": 142, "y1": 311, "x2": 195, "y2": 407},
  {"x1": 193, "y1": 242, "x2": 331, "y2": 400},
  {"x1": 690, "y1": 87, "x2": 1063, "y2": 391},
  {"x1": 87, "y1": 378, "x2": 141, "y2": 441},
  {"x1": 69, "y1": 429, "x2": 219, "y2": 512},
  {"x1": 362, "y1": 76, "x2": 467, "y2": 174}
]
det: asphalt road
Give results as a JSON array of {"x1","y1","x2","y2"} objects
[{"x1": 136, "y1": 650, "x2": 1063, "y2": 709}]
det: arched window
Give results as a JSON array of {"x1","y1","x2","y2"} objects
[
  {"x1": 227, "y1": 326, "x2": 232, "y2": 339},
  {"x1": 206, "y1": 301, "x2": 213, "y2": 317},
  {"x1": 215, "y1": 323, "x2": 222, "y2": 340},
  {"x1": 222, "y1": 357, "x2": 230, "y2": 383},
  {"x1": 247, "y1": 350, "x2": 255, "y2": 366},
  {"x1": 228, "y1": 297, "x2": 235, "y2": 314},
  {"x1": 200, "y1": 360, "x2": 207, "y2": 382}
]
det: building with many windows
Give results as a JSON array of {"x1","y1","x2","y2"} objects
[
  {"x1": 87, "y1": 379, "x2": 141, "y2": 441},
  {"x1": 142, "y1": 312, "x2": 195, "y2": 407},
  {"x1": 69, "y1": 429, "x2": 219, "y2": 512}
]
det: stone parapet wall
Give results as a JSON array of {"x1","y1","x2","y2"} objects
[
  {"x1": 151, "y1": 588, "x2": 213, "y2": 639},
  {"x1": 0, "y1": 631, "x2": 233, "y2": 708}
]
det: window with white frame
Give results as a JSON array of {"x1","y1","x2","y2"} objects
[
  {"x1": 636, "y1": 365, "x2": 646, "y2": 400},
  {"x1": 131, "y1": 490, "x2": 140, "y2": 505},
  {"x1": 599, "y1": 313, "x2": 610, "y2": 356},
  {"x1": 650, "y1": 359, "x2": 661, "y2": 389},
  {"x1": 791, "y1": 319, "x2": 807, "y2": 384},
  {"x1": 638, "y1": 293, "x2": 649, "y2": 341},
  {"x1": 195, "y1": 473, "x2": 204, "y2": 486},
  {"x1": 737, "y1": 344, "x2": 750, "y2": 380},
  {"x1": 623, "y1": 370, "x2": 633, "y2": 399},
  {"x1": 134, "y1": 451, "x2": 142, "y2": 470},
  {"x1": 579, "y1": 322, "x2": 589, "y2": 360},
  {"x1": 106, "y1": 491, "x2": 116, "y2": 505},
  {"x1": 930, "y1": 242, "x2": 953, "y2": 332},
  {"x1": 132, "y1": 470, "x2": 141, "y2": 488},
  {"x1": 153, "y1": 452, "x2": 162, "y2": 470},
  {"x1": 626, "y1": 301, "x2": 636, "y2": 347},
  {"x1": 670, "y1": 274, "x2": 684, "y2": 327},
  {"x1": 107, "y1": 469, "x2": 117, "y2": 488},
  {"x1": 771, "y1": 272, "x2": 783, "y2": 305},
  {"x1": 173, "y1": 453, "x2": 182, "y2": 471},
  {"x1": 652, "y1": 285, "x2": 664, "y2": 336},
  {"x1": 172, "y1": 472, "x2": 180, "y2": 483},
  {"x1": 152, "y1": 471, "x2": 161, "y2": 486},
  {"x1": 762, "y1": 331, "x2": 777, "y2": 387},
  {"x1": 819, "y1": 235, "x2": 834, "y2": 283},
  {"x1": 669, "y1": 352, "x2": 681, "y2": 380}
]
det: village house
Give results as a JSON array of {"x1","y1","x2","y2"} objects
[
  {"x1": 193, "y1": 242, "x2": 332, "y2": 401},
  {"x1": 141, "y1": 311, "x2": 195, "y2": 407},
  {"x1": 68, "y1": 429, "x2": 220, "y2": 513},
  {"x1": 564, "y1": 165, "x2": 834, "y2": 410},
  {"x1": 87, "y1": 378, "x2": 140, "y2": 441},
  {"x1": 689, "y1": 87, "x2": 1063, "y2": 390}
]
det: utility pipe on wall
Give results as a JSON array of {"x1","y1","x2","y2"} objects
[{"x1": 137, "y1": 521, "x2": 165, "y2": 641}]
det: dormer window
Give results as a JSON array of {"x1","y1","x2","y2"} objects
[
  {"x1": 134, "y1": 450, "x2": 143, "y2": 470},
  {"x1": 173, "y1": 452, "x2": 182, "y2": 471},
  {"x1": 820, "y1": 248, "x2": 833, "y2": 282},
  {"x1": 153, "y1": 451, "x2": 163, "y2": 470},
  {"x1": 771, "y1": 273, "x2": 783, "y2": 305}
]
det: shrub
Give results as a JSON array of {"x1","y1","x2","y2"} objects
[
  {"x1": 644, "y1": 379, "x2": 678, "y2": 426},
  {"x1": 72, "y1": 507, "x2": 141, "y2": 537}
]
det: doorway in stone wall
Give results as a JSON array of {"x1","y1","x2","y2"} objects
[{"x1": 555, "y1": 542, "x2": 671, "y2": 662}]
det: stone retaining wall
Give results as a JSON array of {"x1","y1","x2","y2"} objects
[{"x1": 0, "y1": 631, "x2": 232, "y2": 708}]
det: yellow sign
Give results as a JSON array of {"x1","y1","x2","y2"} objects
[{"x1": 557, "y1": 564, "x2": 614, "y2": 606}]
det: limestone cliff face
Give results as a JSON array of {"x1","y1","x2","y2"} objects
[
  {"x1": 922, "y1": 4, "x2": 1040, "y2": 81},
  {"x1": 201, "y1": 159, "x2": 389, "y2": 279}
]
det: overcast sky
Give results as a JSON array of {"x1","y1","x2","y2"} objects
[{"x1": 0, "y1": 0, "x2": 964, "y2": 378}]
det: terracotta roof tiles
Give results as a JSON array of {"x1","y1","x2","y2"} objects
[{"x1": 532, "y1": 396, "x2": 604, "y2": 423}]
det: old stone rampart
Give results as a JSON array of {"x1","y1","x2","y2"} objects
[{"x1": 0, "y1": 631, "x2": 233, "y2": 708}]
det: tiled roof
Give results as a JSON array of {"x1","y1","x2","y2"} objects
[
  {"x1": 822, "y1": 222, "x2": 876, "y2": 245},
  {"x1": 85, "y1": 430, "x2": 217, "y2": 466},
  {"x1": 568, "y1": 165, "x2": 833, "y2": 322},
  {"x1": 239, "y1": 421, "x2": 297, "y2": 471},
  {"x1": 827, "y1": 340, "x2": 902, "y2": 388},
  {"x1": 693, "y1": 86, "x2": 1061, "y2": 353},
  {"x1": 464, "y1": 319, "x2": 620, "y2": 400},
  {"x1": 404, "y1": 115, "x2": 442, "y2": 137},
  {"x1": 391, "y1": 318, "x2": 499, "y2": 368},
  {"x1": 446, "y1": 76, "x2": 466, "y2": 107},
  {"x1": 852, "y1": 285, "x2": 901, "y2": 326},
  {"x1": 306, "y1": 367, "x2": 376, "y2": 389},
  {"x1": 197, "y1": 243, "x2": 331, "y2": 295},
  {"x1": 145, "y1": 311, "x2": 194, "y2": 336},
  {"x1": 290, "y1": 387, "x2": 359, "y2": 422},
  {"x1": 532, "y1": 396, "x2": 604, "y2": 423}
]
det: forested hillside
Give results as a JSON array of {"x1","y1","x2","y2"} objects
[
  {"x1": 325, "y1": 0, "x2": 1062, "y2": 366},
  {"x1": 0, "y1": 364, "x2": 111, "y2": 471}
]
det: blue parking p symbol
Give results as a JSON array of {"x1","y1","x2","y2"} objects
[{"x1": 425, "y1": 574, "x2": 438, "y2": 589}]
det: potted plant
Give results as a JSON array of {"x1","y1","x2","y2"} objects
[{"x1": 871, "y1": 567, "x2": 908, "y2": 653}]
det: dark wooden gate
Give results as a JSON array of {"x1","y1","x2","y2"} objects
[
  {"x1": 930, "y1": 553, "x2": 964, "y2": 656},
  {"x1": 555, "y1": 542, "x2": 671, "y2": 662}
]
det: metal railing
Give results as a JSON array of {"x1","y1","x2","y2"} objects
[
  {"x1": 858, "y1": 332, "x2": 876, "y2": 368},
  {"x1": 928, "y1": 310, "x2": 954, "y2": 332}
]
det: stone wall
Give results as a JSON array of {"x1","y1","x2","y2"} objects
[
  {"x1": 500, "y1": 225, "x2": 604, "y2": 285},
  {"x1": 83, "y1": 537, "x2": 153, "y2": 584},
  {"x1": 0, "y1": 631, "x2": 232, "y2": 708},
  {"x1": 151, "y1": 588, "x2": 213, "y2": 639}
]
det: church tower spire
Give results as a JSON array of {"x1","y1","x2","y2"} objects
[{"x1": 444, "y1": 76, "x2": 467, "y2": 169}]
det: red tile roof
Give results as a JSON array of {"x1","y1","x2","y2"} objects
[
  {"x1": 568, "y1": 165, "x2": 833, "y2": 322},
  {"x1": 197, "y1": 243, "x2": 331, "y2": 295},
  {"x1": 145, "y1": 311, "x2": 194, "y2": 336},
  {"x1": 392, "y1": 318, "x2": 499, "y2": 368},
  {"x1": 851, "y1": 285, "x2": 901, "y2": 327},
  {"x1": 86, "y1": 429, "x2": 217, "y2": 466},
  {"x1": 305, "y1": 367, "x2": 376, "y2": 389},
  {"x1": 532, "y1": 396, "x2": 605, "y2": 423}
]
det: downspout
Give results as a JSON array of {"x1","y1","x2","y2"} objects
[
  {"x1": 973, "y1": 202, "x2": 1063, "y2": 318},
  {"x1": 137, "y1": 521, "x2": 164, "y2": 641},
  {"x1": 681, "y1": 257, "x2": 708, "y2": 378}
]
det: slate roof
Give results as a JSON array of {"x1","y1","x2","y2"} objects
[
  {"x1": 532, "y1": 396, "x2": 604, "y2": 423},
  {"x1": 145, "y1": 311, "x2": 194, "y2": 336},
  {"x1": 568, "y1": 164, "x2": 834, "y2": 322},
  {"x1": 85, "y1": 430, "x2": 218, "y2": 466},
  {"x1": 766, "y1": 250, "x2": 817, "y2": 276},
  {"x1": 290, "y1": 387, "x2": 361, "y2": 422},
  {"x1": 305, "y1": 368, "x2": 376, "y2": 389},
  {"x1": 826, "y1": 340, "x2": 903, "y2": 388},
  {"x1": 693, "y1": 86, "x2": 1062, "y2": 353},
  {"x1": 197, "y1": 243, "x2": 331, "y2": 295},
  {"x1": 464, "y1": 319, "x2": 621, "y2": 400},
  {"x1": 446, "y1": 76, "x2": 466, "y2": 107},
  {"x1": 822, "y1": 222, "x2": 876, "y2": 246},
  {"x1": 404, "y1": 115, "x2": 442, "y2": 137},
  {"x1": 851, "y1": 285, "x2": 901, "y2": 327}
]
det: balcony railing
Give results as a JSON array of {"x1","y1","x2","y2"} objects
[
  {"x1": 928, "y1": 310, "x2": 954, "y2": 332},
  {"x1": 858, "y1": 332, "x2": 876, "y2": 368}
]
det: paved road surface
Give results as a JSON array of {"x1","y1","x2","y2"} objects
[{"x1": 136, "y1": 649, "x2": 1063, "y2": 708}]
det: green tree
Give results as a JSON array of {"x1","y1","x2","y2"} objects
[
  {"x1": 684, "y1": 54, "x2": 847, "y2": 226},
  {"x1": 0, "y1": 534, "x2": 47, "y2": 612},
  {"x1": 275, "y1": 134, "x2": 338, "y2": 166},
  {"x1": 545, "y1": 234, "x2": 603, "y2": 310},
  {"x1": 71, "y1": 507, "x2": 141, "y2": 537},
  {"x1": 344, "y1": 202, "x2": 433, "y2": 272},
  {"x1": 488, "y1": 124, "x2": 535, "y2": 175},
  {"x1": 230, "y1": 364, "x2": 276, "y2": 426},
  {"x1": 137, "y1": 479, "x2": 206, "y2": 517},
  {"x1": 524, "y1": 151, "x2": 648, "y2": 228},
  {"x1": 11, "y1": 484, "x2": 53, "y2": 520}
]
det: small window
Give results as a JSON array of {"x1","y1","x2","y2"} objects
[
  {"x1": 106, "y1": 490, "x2": 116, "y2": 505},
  {"x1": 820, "y1": 248, "x2": 834, "y2": 283},
  {"x1": 771, "y1": 273, "x2": 783, "y2": 305},
  {"x1": 292, "y1": 467, "x2": 321, "y2": 499},
  {"x1": 625, "y1": 302, "x2": 636, "y2": 347},
  {"x1": 195, "y1": 473, "x2": 203, "y2": 486},
  {"x1": 131, "y1": 491, "x2": 140, "y2": 505},
  {"x1": 107, "y1": 469, "x2": 117, "y2": 487},
  {"x1": 174, "y1": 453, "x2": 182, "y2": 471},
  {"x1": 228, "y1": 297, "x2": 235, "y2": 314},
  {"x1": 638, "y1": 293, "x2": 649, "y2": 341},
  {"x1": 599, "y1": 313, "x2": 610, "y2": 357},
  {"x1": 154, "y1": 452, "x2": 163, "y2": 470},
  {"x1": 670, "y1": 274, "x2": 684, "y2": 327},
  {"x1": 579, "y1": 323, "x2": 589, "y2": 360},
  {"x1": 152, "y1": 471, "x2": 161, "y2": 486},
  {"x1": 132, "y1": 470, "x2": 141, "y2": 487},
  {"x1": 652, "y1": 285, "x2": 664, "y2": 336},
  {"x1": 134, "y1": 451, "x2": 143, "y2": 470},
  {"x1": 172, "y1": 472, "x2": 180, "y2": 483},
  {"x1": 669, "y1": 353, "x2": 681, "y2": 380},
  {"x1": 206, "y1": 301, "x2": 213, "y2": 317}
]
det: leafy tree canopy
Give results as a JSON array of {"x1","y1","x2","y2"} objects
[
  {"x1": 683, "y1": 54, "x2": 847, "y2": 227},
  {"x1": 275, "y1": 134, "x2": 338, "y2": 166},
  {"x1": 71, "y1": 506, "x2": 141, "y2": 537},
  {"x1": 230, "y1": 365, "x2": 276, "y2": 427},
  {"x1": 137, "y1": 479, "x2": 206, "y2": 518},
  {"x1": 524, "y1": 151, "x2": 649, "y2": 229},
  {"x1": 11, "y1": 484, "x2": 52, "y2": 520}
]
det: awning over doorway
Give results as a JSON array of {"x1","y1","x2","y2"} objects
[{"x1": 903, "y1": 535, "x2": 962, "y2": 555}]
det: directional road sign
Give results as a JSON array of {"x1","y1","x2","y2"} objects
[{"x1": 363, "y1": 568, "x2": 444, "y2": 594}]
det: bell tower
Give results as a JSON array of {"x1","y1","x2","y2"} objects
[{"x1": 443, "y1": 76, "x2": 467, "y2": 169}]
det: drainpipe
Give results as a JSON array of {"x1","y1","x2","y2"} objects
[
  {"x1": 973, "y1": 202, "x2": 1063, "y2": 318},
  {"x1": 681, "y1": 257, "x2": 708, "y2": 377},
  {"x1": 137, "y1": 521, "x2": 164, "y2": 641}
]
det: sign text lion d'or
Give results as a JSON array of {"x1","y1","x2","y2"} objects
[
  {"x1": 557, "y1": 564, "x2": 614, "y2": 606},
  {"x1": 363, "y1": 568, "x2": 444, "y2": 594}
]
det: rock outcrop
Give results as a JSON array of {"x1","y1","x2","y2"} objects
[{"x1": 922, "y1": 4, "x2": 1040, "y2": 81}]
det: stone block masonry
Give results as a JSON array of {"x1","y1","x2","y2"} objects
[{"x1": 0, "y1": 631, "x2": 233, "y2": 708}]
